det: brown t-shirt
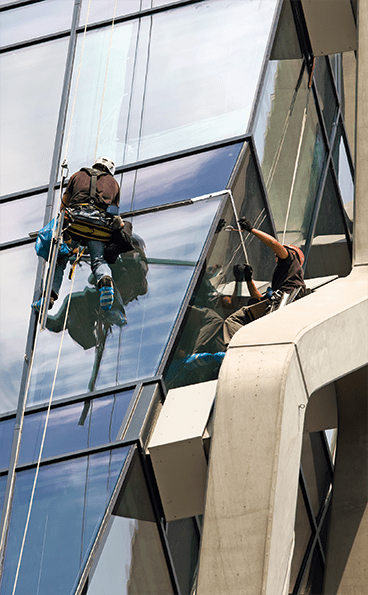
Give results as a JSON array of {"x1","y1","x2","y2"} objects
[
  {"x1": 66, "y1": 169, "x2": 120, "y2": 210},
  {"x1": 271, "y1": 247, "x2": 309, "y2": 298}
]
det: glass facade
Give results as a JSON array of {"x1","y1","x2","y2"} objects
[{"x1": 0, "y1": 1, "x2": 354, "y2": 593}]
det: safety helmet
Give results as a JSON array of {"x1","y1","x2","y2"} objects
[
  {"x1": 92, "y1": 156, "x2": 116, "y2": 176},
  {"x1": 286, "y1": 245, "x2": 305, "y2": 266}
]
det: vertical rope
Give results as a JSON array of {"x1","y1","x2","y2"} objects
[
  {"x1": 11, "y1": 270, "x2": 78, "y2": 595},
  {"x1": 64, "y1": 0, "x2": 93, "y2": 162},
  {"x1": 94, "y1": 0, "x2": 118, "y2": 160},
  {"x1": 281, "y1": 60, "x2": 315, "y2": 244}
]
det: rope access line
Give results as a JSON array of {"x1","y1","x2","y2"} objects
[
  {"x1": 8, "y1": 1, "x2": 120, "y2": 592},
  {"x1": 281, "y1": 59, "x2": 315, "y2": 245},
  {"x1": 94, "y1": 0, "x2": 118, "y2": 161},
  {"x1": 11, "y1": 269, "x2": 78, "y2": 595}
]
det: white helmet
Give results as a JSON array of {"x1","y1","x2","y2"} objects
[{"x1": 92, "y1": 156, "x2": 115, "y2": 175}]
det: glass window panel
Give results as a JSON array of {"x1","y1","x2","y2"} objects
[
  {"x1": 62, "y1": 20, "x2": 140, "y2": 176},
  {"x1": 333, "y1": 121, "x2": 354, "y2": 223},
  {"x1": 314, "y1": 56, "x2": 339, "y2": 141},
  {"x1": 0, "y1": 474, "x2": 7, "y2": 520},
  {"x1": 119, "y1": 144, "x2": 243, "y2": 213},
  {"x1": 0, "y1": 38, "x2": 68, "y2": 196},
  {"x1": 305, "y1": 166, "x2": 351, "y2": 279},
  {"x1": 289, "y1": 483, "x2": 313, "y2": 594},
  {"x1": 64, "y1": 0, "x2": 277, "y2": 173},
  {"x1": 299, "y1": 547, "x2": 324, "y2": 595},
  {"x1": 165, "y1": 171, "x2": 276, "y2": 390},
  {"x1": 341, "y1": 51, "x2": 356, "y2": 156},
  {"x1": 132, "y1": 0, "x2": 278, "y2": 162},
  {"x1": 19, "y1": 389, "x2": 135, "y2": 465},
  {"x1": 1, "y1": 446, "x2": 130, "y2": 595},
  {"x1": 79, "y1": 0, "x2": 141, "y2": 25},
  {"x1": 28, "y1": 197, "x2": 223, "y2": 404},
  {"x1": 0, "y1": 417, "x2": 15, "y2": 470},
  {"x1": 86, "y1": 449, "x2": 174, "y2": 594},
  {"x1": 167, "y1": 518, "x2": 200, "y2": 595},
  {"x1": 0, "y1": 194, "x2": 47, "y2": 244},
  {"x1": 0, "y1": 0, "x2": 74, "y2": 47},
  {"x1": 254, "y1": 57, "x2": 327, "y2": 248},
  {"x1": 301, "y1": 432, "x2": 332, "y2": 519},
  {"x1": 0, "y1": 245, "x2": 36, "y2": 414}
]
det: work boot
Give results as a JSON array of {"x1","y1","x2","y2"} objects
[
  {"x1": 31, "y1": 291, "x2": 58, "y2": 313},
  {"x1": 98, "y1": 276, "x2": 114, "y2": 311}
]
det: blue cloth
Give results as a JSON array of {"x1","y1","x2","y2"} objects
[
  {"x1": 35, "y1": 218, "x2": 70, "y2": 260},
  {"x1": 183, "y1": 352, "x2": 225, "y2": 369}
]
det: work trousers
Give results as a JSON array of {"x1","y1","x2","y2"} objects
[{"x1": 52, "y1": 238, "x2": 111, "y2": 296}]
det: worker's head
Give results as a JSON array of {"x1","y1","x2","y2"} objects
[
  {"x1": 92, "y1": 156, "x2": 116, "y2": 176},
  {"x1": 286, "y1": 245, "x2": 305, "y2": 266}
]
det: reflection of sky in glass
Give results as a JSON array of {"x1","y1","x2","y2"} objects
[
  {"x1": 0, "y1": 38, "x2": 68, "y2": 196},
  {"x1": 0, "y1": 474, "x2": 7, "y2": 518},
  {"x1": 0, "y1": 194, "x2": 47, "y2": 244},
  {"x1": 253, "y1": 60, "x2": 278, "y2": 166},
  {"x1": 136, "y1": 0, "x2": 278, "y2": 161},
  {"x1": 1, "y1": 447, "x2": 130, "y2": 595},
  {"x1": 79, "y1": 0, "x2": 141, "y2": 25},
  {"x1": 335, "y1": 136, "x2": 354, "y2": 208},
  {"x1": 63, "y1": 0, "x2": 276, "y2": 173},
  {"x1": 0, "y1": 245, "x2": 35, "y2": 415},
  {"x1": 20, "y1": 390, "x2": 135, "y2": 465},
  {"x1": 0, "y1": 0, "x2": 74, "y2": 47},
  {"x1": 120, "y1": 144, "x2": 242, "y2": 212},
  {"x1": 27, "y1": 197, "x2": 222, "y2": 404},
  {"x1": 0, "y1": 417, "x2": 15, "y2": 470}
]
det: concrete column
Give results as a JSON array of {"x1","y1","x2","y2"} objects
[
  {"x1": 322, "y1": 3, "x2": 368, "y2": 591},
  {"x1": 323, "y1": 367, "x2": 368, "y2": 594},
  {"x1": 196, "y1": 343, "x2": 307, "y2": 595},
  {"x1": 196, "y1": 269, "x2": 368, "y2": 595}
]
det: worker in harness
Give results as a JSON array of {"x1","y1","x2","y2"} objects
[
  {"x1": 223, "y1": 217, "x2": 310, "y2": 342},
  {"x1": 33, "y1": 157, "x2": 125, "y2": 313}
]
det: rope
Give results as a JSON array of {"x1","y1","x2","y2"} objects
[
  {"x1": 227, "y1": 190, "x2": 249, "y2": 264},
  {"x1": 9, "y1": 3, "x2": 120, "y2": 590},
  {"x1": 11, "y1": 269, "x2": 78, "y2": 595},
  {"x1": 265, "y1": 62, "x2": 305, "y2": 194},
  {"x1": 94, "y1": 0, "x2": 118, "y2": 161},
  {"x1": 281, "y1": 60, "x2": 315, "y2": 244}
]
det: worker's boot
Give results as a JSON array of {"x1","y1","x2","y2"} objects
[
  {"x1": 31, "y1": 290, "x2": 58, "y2": 313},
  {"x1": 98, "y1": 276, "x2": 114, "y2": 311}
]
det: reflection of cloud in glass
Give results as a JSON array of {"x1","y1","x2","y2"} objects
[
  {"x1": 124, "y1": 145, "x2": 241, "y2": 211},
  {"x1": 0, "y1": 245, "x2": 35, "y2": 413},
  {"x1": 0, "y1": 38, "x2": 68, "y2": 195}
]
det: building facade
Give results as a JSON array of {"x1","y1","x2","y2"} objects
[{"x1": 0, "y1": 1, "x2": 366, "y2": 594}]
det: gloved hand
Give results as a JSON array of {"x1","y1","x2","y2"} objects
[
  {"x1": 233, "y1": 264, "x2": 244, "y2": 282},
  {"x1": 238, "y1": 217, "x2": 253, "y2": 232},
  {"x1": 243, "y1": 264, "x2": 253, "y2": 282}
]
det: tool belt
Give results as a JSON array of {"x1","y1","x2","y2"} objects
[{"x1": 64, "y1": 204, "x2": 114, "y2": 242}]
